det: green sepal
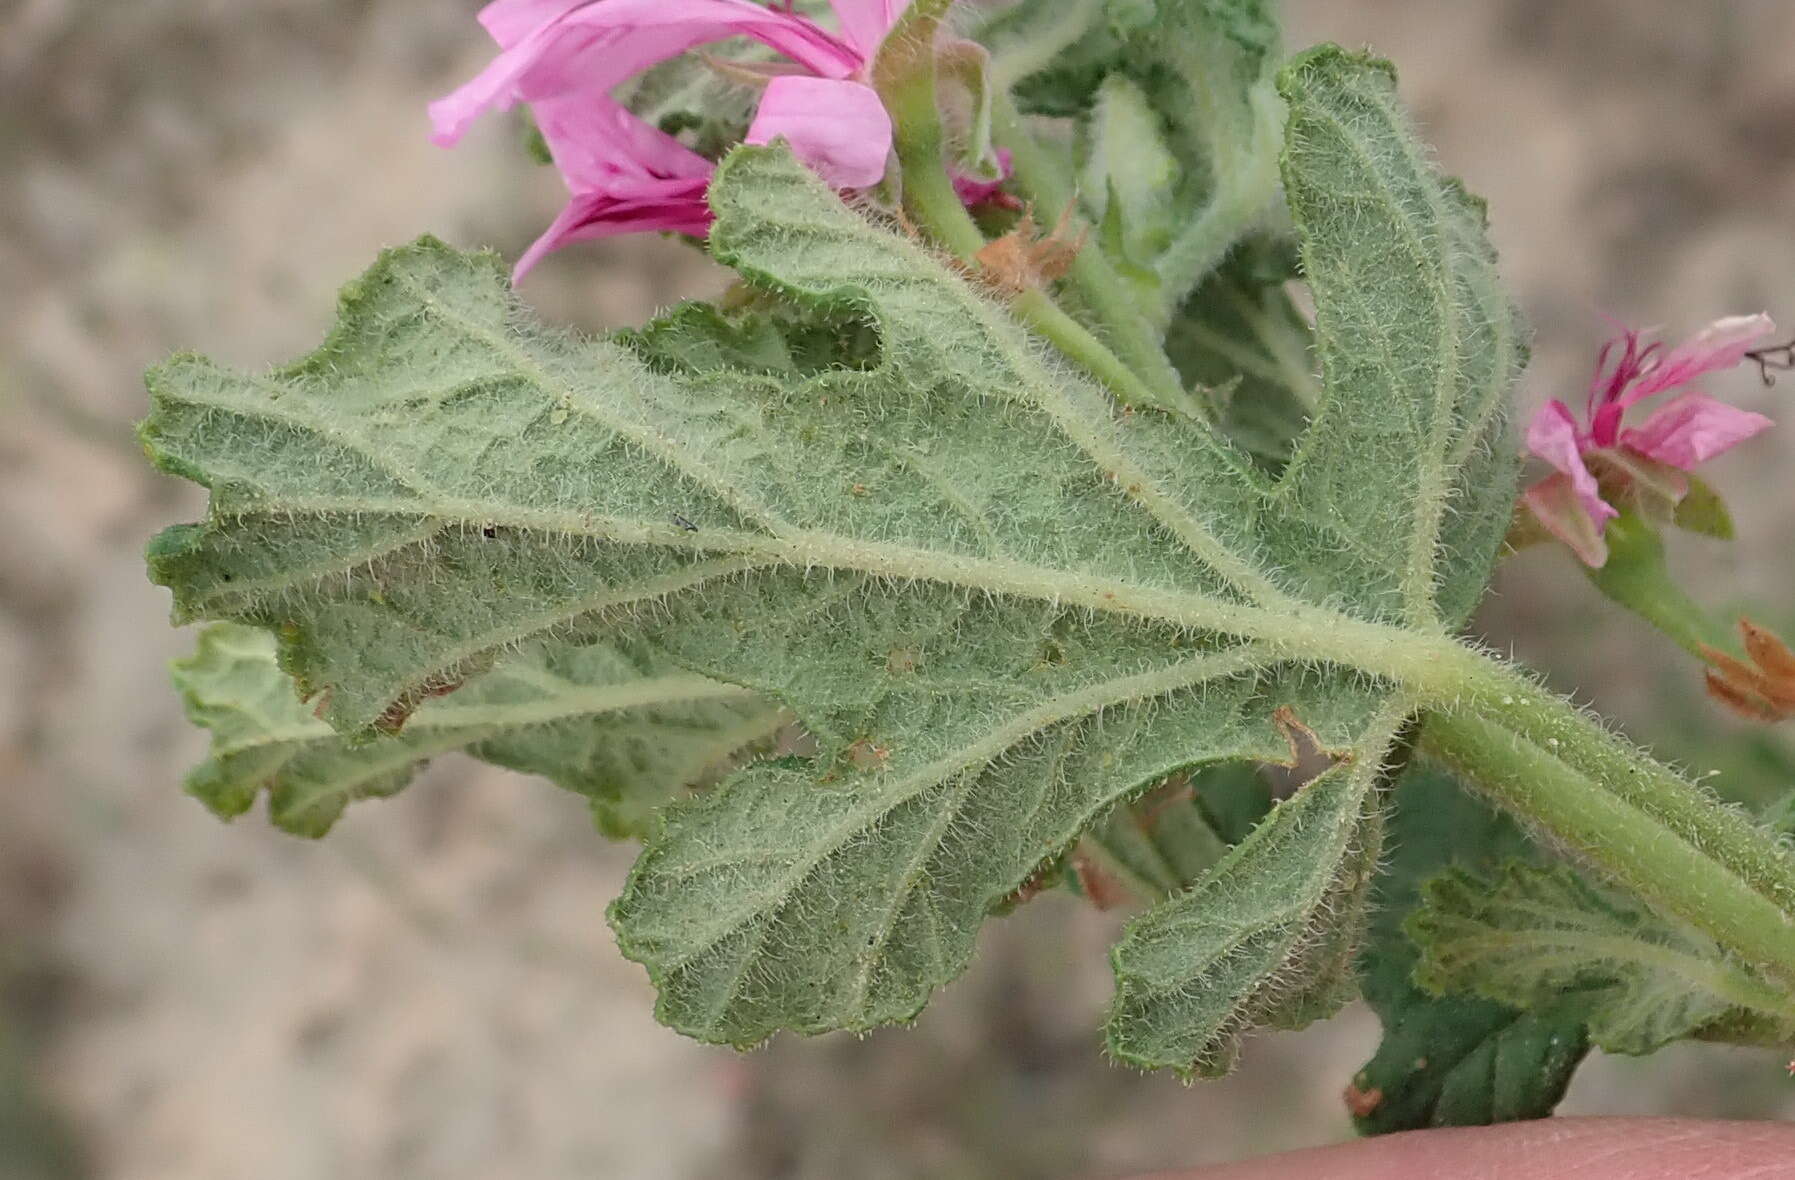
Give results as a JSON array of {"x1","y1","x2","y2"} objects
[
  {"x1": 1584, "y1": 510, "x2": 1731, "y2": 658},
  {"x1": 1673, "y1": 473, "x2": 1736, "y2": 540}
]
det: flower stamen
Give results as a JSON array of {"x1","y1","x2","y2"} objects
[{"x1": 1745, "y1": 337, "x2": 1795, "y2": 387}]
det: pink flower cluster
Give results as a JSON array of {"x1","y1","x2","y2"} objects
[
  {"x1": 430, "y1": 0, "x2": 915, "y2": 279},
  {"x1": 1524, "y1": 314, "x2": 1777, "y2": 566}
]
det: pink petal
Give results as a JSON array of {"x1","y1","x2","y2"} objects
[
  {"x1": 1620, "y1": 390, "x2": 1774, "y2": 470},
  {"x1": 1525, "y1": 399, "x2": 1613, "y2": 530},
  {"x1": 1622, "y1": 312, "x2": 1777, "y2": 403},
  {"x1": 952, "y1": 147, "x2": 1014, "y2": 206},
  {"x1": 478, "y1": 0, "x2": 589, "y2": 48},
  {"x1": 746, "y1": 76, "x2": 893, "y2": 189},
  {"x1": 512, "y1": 175, "x2": 715, "y2": 281},
  {"x1": 827, "y1": 0, "x2": 911, "y2": 61},
  {"x1": 531, "y1": 91, "x2": 713, "y2": 190},
  {"x1": 1524, "y1": 473, "x2": 1613, "y2": 568},
  {"x1": 429, "y1": 23, "x2": 556, "y2": 146},
  {"x1": 430, "y1": 0, "x2": 861, "y2": 148}
]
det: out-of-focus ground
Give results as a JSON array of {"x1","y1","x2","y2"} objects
[{"x1": 2, "y1": 2, "x2": 1793, "y2": 1177}]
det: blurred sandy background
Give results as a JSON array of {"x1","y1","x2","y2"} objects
[{"x1": 3, "y1": 2, "x2": 1794, "y2": 1177}]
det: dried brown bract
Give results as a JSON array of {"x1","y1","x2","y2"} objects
[
  {"x1": 1701, "y1": 619, "x2": 1795, "y2": 722},
  {"x1": 966, "y1": 205, "x2": 1087, "y2": 298}
]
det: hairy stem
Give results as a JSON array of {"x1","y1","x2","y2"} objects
[
  {"x1": 874, "y1": 9, "x2": 1190, "y2": 413},
  {"x1": 1422, "y1": 708, "x2": 1795, "y2": 985},
  {"x1": 1454, "y1": 656, "x2": 1795, "y2": 920},
  {"x1": 1584, "y1": 512, "x2": 1734, "y2": 660},
  {"x1": 989, "y1": 94, "x2": 1197, "y2": 412}
]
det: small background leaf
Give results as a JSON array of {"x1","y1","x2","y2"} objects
[
  {"x1": 1080, "y1": 764, "x2": 1274, "y2": 901},
  {"x1": 1162, "y1": 233, "x2": 1316, "y2": 469},
  {"x1": 1411, "y1": 861, "x2": 1795, "y2": 1056},
  {"x1": 995, "y1": 0, "x2": 1285, "y2": 316},
  {"x1": 1351, "y1": 767, "x2": 1589, "y2": 1134}
]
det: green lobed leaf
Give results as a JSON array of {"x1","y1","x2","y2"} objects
[
  {"x1": 1350, "y1": 767, "x2": 1589, "y2": 1134},
  {"x1": 1105, "y1": 706, "x2": 1408, "y2": 1078},
  {"x1": 174, "y1": 623, "x2": 783, "y2": 839},
  {"x1": 141, "y1": 50, "x2": 1522, "y2": 1051},
  {"x1": 1084, "y1": 0, "x2": 1286, "y2": 318},
  {"x1": 975, "y1": 0, "x2": 1116, "y2": 118},
  {"x1": 1410, "y1": 861, "x2": 1795, "y2": 1056},
  {"x1": 978, "y1": 0, "x2": 1286, "y2": 314}
]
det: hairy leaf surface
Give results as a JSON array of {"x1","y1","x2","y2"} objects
[
  {"x1": 1412, "y1": 862, "x2": 1794, "y2": 1056},
  {"x1": 142, "y1": 50, "x2": 1520, "y2": 1049},
  {"x1": 174, "y1": 624, "x2": 782, "y2": 838},
  {"x1": 1276, "y1": 50, "x2": 1522, "y2": 627}
]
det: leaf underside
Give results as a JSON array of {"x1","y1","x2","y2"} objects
[
  {"x1": 141, "y1": 49, "x2": 1522, "y2": 1057},
  {"x1": 1106, "y1": 705, "x2": 1407, "y2": 1078},
  {"x1": 175, "y1": 623, "x2": 783, "y2": 839}
]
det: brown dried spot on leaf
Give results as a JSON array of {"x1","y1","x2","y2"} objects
[
  {"x1": 1701, "y1": 619, "x2": 1795, "y2": 723},
  {"x1": 1271, "y1": 705, "x2": 1345, "y2": 782},
  {"x1": 845, "y1": 737, "x2": 891, "y2": 772},
  {"x1": 1343, "y1": 1080, "x2": 1384, "y2": 1119},
  {"x1": 965, "y1": 205, "x2": 1087, "y2": 299},
  {"x1": 372, "y1": 671, "x2": 469, "y2": 734}
]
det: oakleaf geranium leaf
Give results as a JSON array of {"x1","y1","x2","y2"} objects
[{"x1": 140, "y1": 49, "x2": 1523, "y2": 1053}]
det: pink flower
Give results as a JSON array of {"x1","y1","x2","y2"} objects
[
  {"x1": 1523, "y1": 314, "x2": 1777, "y2": 566},
  {"x1": 431, "y1": 0, "x2": 915, "y2": 279},
  {"x1": 951, "y1": 147, "x2": 1018, "y2": 209}
]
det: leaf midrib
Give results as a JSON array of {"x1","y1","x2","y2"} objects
[
  {"x1": 211, "y1": 674, "x2": 759, "y2": 757},
  {"x1": 174, "y1": 479, "x2": 1460, "y2": 712},
  {"x1": 710, "y1": 151, "x2": 1305, "y2": 612},
  {"x1": 1281, "y1": 95, "x2": 1462, "y2": 627},
  {"x1": 1436, "y1": 928, "x2": 1782, "y2": 1020}
]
